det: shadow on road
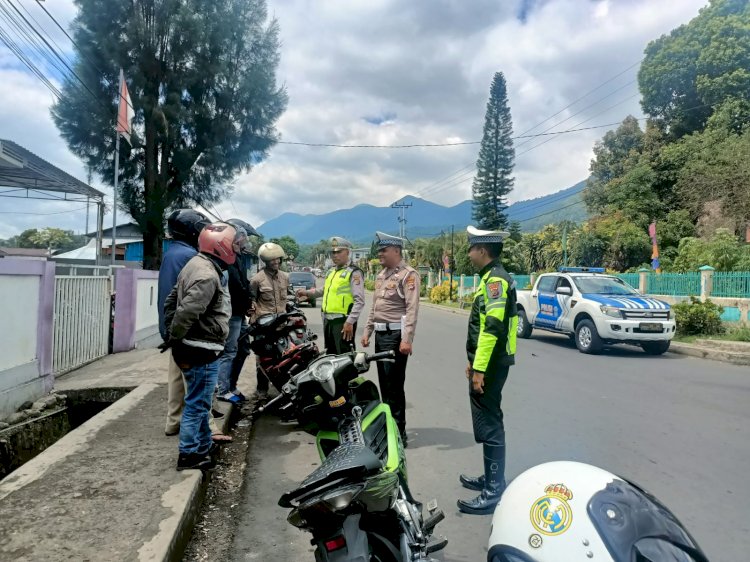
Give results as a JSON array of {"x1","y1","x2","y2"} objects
[
  {"x1": 408, "y1": 427, "x2": 475, "y2": 451},
  {"x1": 530, "y1": 334, "x2": 682, "y2": 360}
]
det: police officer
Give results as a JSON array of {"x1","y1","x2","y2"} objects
[
  {"x1": 362, "y1": 232, "x2": 420, "y2": 446},
  {"x1": 297, "y1": 237, "x2": 366, "y2": 354},
  {"x1": 458, "y1": 226, "x2": 518, "y2": 515}
]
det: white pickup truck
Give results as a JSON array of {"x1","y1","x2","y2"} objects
[{"x1": 516, "y1": 268, "x2": 676, "y2": 355}]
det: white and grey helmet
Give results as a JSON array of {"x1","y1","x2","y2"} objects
[
  {"x1": 258, "y1": 242, "x2": 286, "y2": 263},
  {"x1": 488, "y1": 461, "x2": 707, "y2": 562}
]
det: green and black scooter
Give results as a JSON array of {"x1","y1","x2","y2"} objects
[{"x1": 261, "y1": 350, "x2": 447, "y2": 561}]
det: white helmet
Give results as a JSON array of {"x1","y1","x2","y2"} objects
[
  {"x1": 258, "y1": 242, "x2": 286, "y2": 263},
  {"x1": 488, "y1": 461, "x2": 707, "y2": 562}
]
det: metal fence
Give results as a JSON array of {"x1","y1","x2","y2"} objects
[
  {"x1": 512, "y1": 274, "x2": 532, "y2": 289},
  {"x1": 614, "y1": 273, "x2": 640, "y2": 289},
  {"x1": 646, "y1": 272, "x2": 701, "y2": 296},
  {"x1": 712, "y1": 271, "x2": 750, "y2": 298},
  {"x1": 53, "y1": 276, "x2": 111, "y2": 375}
]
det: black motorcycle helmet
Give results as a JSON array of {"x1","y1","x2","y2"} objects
[
  {"x1": 226, "y1": 218, "x2": 259, "y2": 238},
  {"x1": 167, "y1": 209, "x2": 210, "y2": 248}
]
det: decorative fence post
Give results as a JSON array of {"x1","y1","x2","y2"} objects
[
  {"x1": 427, "y1": 271, "x2": 435, "y2": 289},
  {"x1": 460, "y1": 275, "x2": 466, "y2": 299},
  {"x1": 699, "y1": 266, "x2": 715, "y2": 302},
  {"x1": 638, "y1": 268, "x2": 649, "y2": 294},
  {"x1": 530, "y1": 272, "x2": 538, "y2": 288}
]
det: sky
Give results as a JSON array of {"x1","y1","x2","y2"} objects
[{"x1": 0, "y1": 0, "x2": 708, "y2": 239}]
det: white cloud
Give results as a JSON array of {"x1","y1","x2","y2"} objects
[{"x1": 0, "y1": 0, "x2": 708, "y2": 238}]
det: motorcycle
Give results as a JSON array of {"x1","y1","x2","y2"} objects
[
  {"x1": 249, "y1": 296, "x2": 320, "y2": 396},
  {"x1": 260, "y1": 350, "x2": 448, "y2": 561}
]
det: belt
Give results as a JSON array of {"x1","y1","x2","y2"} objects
[
  {"x1": 324, "y1": 313, "x2": 346, "y2": 320},
  {"x1": 374, "y1": 322, "x2": 402, "y2": 332}
]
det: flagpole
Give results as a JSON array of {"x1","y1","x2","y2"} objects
[{"x1": 111, "y1": 70, "x2": 123, "y2": 265}]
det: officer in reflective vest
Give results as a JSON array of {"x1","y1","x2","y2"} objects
[
  {"x1": 458, "y1": 226, "x2": 518, "y2": 515},
  {"x1": 298, "y1": 237, "x2": 365, "y2": 354}
]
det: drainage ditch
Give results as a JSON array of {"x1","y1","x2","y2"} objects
[{"x1": 0, "y1": 387, "x2": 134, "y2": 480}]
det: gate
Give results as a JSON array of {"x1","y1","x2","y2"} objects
[{"x1": 53, "y1": 276, "x2": 111, "y2": 375}]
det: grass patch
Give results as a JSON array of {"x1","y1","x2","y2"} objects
[{"x1": 675, "y1": 325, "x2": 750, "y2": 344}]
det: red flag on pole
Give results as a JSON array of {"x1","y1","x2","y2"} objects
[{"x1": 116, "y1": 70, "x2": 134, "y2": 146}]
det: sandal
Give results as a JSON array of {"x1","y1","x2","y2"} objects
[{"x1": 212, "y1": 432, "x2": 233, "y2": 443}]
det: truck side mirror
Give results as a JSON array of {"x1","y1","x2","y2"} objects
[{"x1": 556, "y1": 286, "x2": 573, "y2": 296}]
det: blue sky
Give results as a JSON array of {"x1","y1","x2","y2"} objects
[{"x1": 0, "y1": 0, "x2": 708, "y2": 238}]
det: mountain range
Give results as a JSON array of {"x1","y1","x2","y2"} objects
[{"x1": 258, "y1": 180, "x2": 588, "y2": 244}]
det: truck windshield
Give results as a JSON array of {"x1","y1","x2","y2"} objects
[{"x1": 574, "y1": 276, "x2": 638, "y2": 295}]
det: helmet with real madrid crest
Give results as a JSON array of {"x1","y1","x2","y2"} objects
[{"x1": 487, "y1": 461, "x2": 708, "y2": 562}]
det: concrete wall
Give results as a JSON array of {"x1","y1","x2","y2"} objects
[
  {"x1": 650, "y1": 295, "x2": 750, "y2": 324},
  {"x1": 113, "y1": 269, "x2": 160, "y2": 352},
  {"x1": 0, "y1": 260, "x2": 55, "y2": 418}
]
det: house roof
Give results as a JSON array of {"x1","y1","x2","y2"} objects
[
  {"x1": 0, "y1": 139, "x2": 104, "y2": 203},
  {"x1": 0, "y1": 247, "x2": 49, "y2": 257}
]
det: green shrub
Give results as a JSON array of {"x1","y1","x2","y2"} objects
[
  {"x1": 365, "y1": 279, "x2": 376, "y2": 291},
  {"x1": 724, "y1": 325, "x2": 750, "y2": 342},
  {"x1": 673, "y1": 297, "x2": 725, "y2": 336},
  {"x1": 429, "y1": 280, "x2": 458, "y2": 304}
]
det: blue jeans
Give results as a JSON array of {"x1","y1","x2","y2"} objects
[
  {"x1": 217, "y1": 316, "x2": 243, "y2": 394},
  {"x1": 179, "y1": 360, "x2": 220, "y2": 455}
]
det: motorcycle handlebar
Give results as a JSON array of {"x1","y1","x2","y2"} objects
[
  {"x1": 365, "y1": 350, "x2": 396, "y2": 362},
  {"x1": 257, "y1": 393, "x2": 287, "y2": 413}
]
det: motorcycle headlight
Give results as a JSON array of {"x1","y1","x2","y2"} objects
[
  {"x1": 600, "y1": 305, "x2": 622, "y2": 318},
  {"x1": 311, "y1": 359, "x2": 335, "y2": 383}
]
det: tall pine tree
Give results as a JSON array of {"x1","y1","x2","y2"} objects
[{"x1": 472, "y1": 72, "x2": 515, "y2": 230}]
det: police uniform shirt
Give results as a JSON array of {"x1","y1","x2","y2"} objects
[{"x1": 364, "y1": 261, "x2": 420, "y2": 344}]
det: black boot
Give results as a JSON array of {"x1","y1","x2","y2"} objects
[
  {"x1": 459, "y1": 473, "x2": 484, "y2": 492},
  {"x1": 176, "y1": 452, "x2": 214, "y2": 471},
  {"x1": 457, "y1": 445, "x2": 506, "y2": 515}
]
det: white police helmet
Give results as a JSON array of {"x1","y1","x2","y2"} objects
[{"x1": 488, "y1": 461, "x2": 707, "y2": 562}]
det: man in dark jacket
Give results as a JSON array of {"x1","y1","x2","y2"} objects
[
  {"x1": 217, "y1": 226, "x2": 253, "y2": 403},
  {"x1": 159, "y1": 209, "x2": 216, "y2": 437},
  {"x1": 163, "y1": 222, "x2": 236, "y2": 471}
]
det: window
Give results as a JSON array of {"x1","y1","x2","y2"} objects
[
  {"x1": 556, "y1": 277, "x2": 572, "y2": 290},
  {"x1": 536, "y1": 276, "x2": 557, "y2": 293}
]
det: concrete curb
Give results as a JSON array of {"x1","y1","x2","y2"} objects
[
  {"x1": 669, "y1": 342, "x2": 750, "y2": 366},
  {"x1": 421, "y1": 301, "x2": 470, "y2": 316},
  {"x1": 142, "y1": 400, "x2": 235, "y2": 562}
]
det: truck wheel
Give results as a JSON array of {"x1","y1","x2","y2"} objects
[
  {"x1": 575, "y1": 319, "x2": 603, "y2": 354},
  {"x1": 641, "y1": 341, "x2": 670, "y2": 355},
  {"x1": 517, "y1": 309, "x2": 533, "y2": 339}
]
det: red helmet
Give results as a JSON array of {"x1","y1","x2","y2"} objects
[{"x1": 198, "y1": 223, "x2": 237, "y2": 265}]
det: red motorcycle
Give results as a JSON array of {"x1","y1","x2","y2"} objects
[{"x1": 250, "y1": 301, "x2": 320, "y2": 397}]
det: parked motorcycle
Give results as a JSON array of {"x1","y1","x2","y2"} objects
[
  {"x1": 261, "y1": 350, "x2": 448, "y2": 561},
  {"x1": 249, "y1": 297, "x2": 320, "y2": 395}
]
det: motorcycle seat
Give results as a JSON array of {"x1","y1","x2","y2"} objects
[{"x1": 279, "y1": 443, "x2": 382, "y2": 507}]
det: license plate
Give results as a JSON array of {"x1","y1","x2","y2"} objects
[{"x1": 639, "y1": 323, "x2": 663, "y2": 332}]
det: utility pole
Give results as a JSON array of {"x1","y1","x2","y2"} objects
[
  {"x1": 391, "y1": 200, "x2": 412, "y2": 239},
  {"x1": 449, "y1": 225, "x2": 455, "y2": 302}
]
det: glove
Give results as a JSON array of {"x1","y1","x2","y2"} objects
[{"x1": 158, "y1": 339, "x2": 175, "y2": 353}]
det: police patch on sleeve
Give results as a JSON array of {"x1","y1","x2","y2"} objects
[
  {"x1": 487, "y1": 282, "x2": 501, "y2": 299},
  {"x1": 352, "y1": 272, "x2": 362, "y2": 285},
  {"x1": 407, "y1": 272, "x2": 417, "y2": 290}
]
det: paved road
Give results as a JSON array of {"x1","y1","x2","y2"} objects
[{"x1": 232, "y1": 300, "x2": 749, "y2": 561}]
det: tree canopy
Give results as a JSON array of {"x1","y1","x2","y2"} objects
[{"x1": 53, "y1": 0, "x2": 287, "y2": 268}]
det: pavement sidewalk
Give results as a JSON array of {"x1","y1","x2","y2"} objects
[{"x1": 0, "y1": 345, "x2": 254, "y2": 562}]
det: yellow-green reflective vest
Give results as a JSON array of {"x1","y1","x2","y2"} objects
[{"x1": 323, "y1": 266, "x2": 355, "y2": 315}]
